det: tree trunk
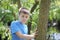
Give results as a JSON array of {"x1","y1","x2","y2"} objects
[
  {"x1": 17, "y1": 0, "x2": 21, "y2": 9},
  {"x1": 28, "y1": 16, "x2": 32, "y2": 34},
  {"x1": 35, "y1": 0, "x2": 51, "y2": 40}
]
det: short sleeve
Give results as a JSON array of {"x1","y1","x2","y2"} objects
[{"x1": 10, "y1": 21, "x2": 20, "y2": 34}]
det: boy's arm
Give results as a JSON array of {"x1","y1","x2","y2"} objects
[{"x1": 16, "y1": 31, "x2": 34, "y2": 39}]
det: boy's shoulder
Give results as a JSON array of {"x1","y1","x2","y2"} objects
[{"x1": 11, "y1": 20, "x2": 19, "y2": 24}]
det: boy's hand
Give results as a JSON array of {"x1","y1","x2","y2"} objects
[
  {"x1": 34, "y1": 29, "x2": 38, "y2": 39},
  {"x1": 28, "y1": 29, "x2": 38, "y2": 40},
  {"x1": 31, "y1": 29, "x2": 38, "y2": 39}
]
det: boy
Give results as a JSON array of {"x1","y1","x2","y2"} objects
[{"x1": 10, "y1": 7, "x2": 35, "y2": 40}]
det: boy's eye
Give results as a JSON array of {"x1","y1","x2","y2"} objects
[
  {"x1": 22, "y1": 15, "x2": 24, "y2": 18},
  {"x1": 26, "y1": 16, "x2": 28, "y2": 18}
]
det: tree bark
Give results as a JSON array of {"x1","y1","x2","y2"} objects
[
  {"x1": 17, "y1": 0, "x2": 21, "y2": 9},
  {"x1": 35, "y1": 0, "x2": 51, "y2": 40}
]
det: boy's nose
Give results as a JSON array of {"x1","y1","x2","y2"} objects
[
  {"x1": 23, "y1": 18, "x2": 26, "y2": 20},
  {"x1": 24, "y1": 17, "x2": 27, "y2": 19}
]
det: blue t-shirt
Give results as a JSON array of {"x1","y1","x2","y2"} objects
[{"x1": 10, "y1": 20, "x2": 28, "y2": 40}]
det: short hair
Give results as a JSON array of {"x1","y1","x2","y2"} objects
[{"x1": 19, "y1": 7, "x2": 30, "y2": 15}]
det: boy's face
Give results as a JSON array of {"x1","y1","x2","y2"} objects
[{"x1": 19, "y1": 13, "x2": 29, "y2": 24}]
